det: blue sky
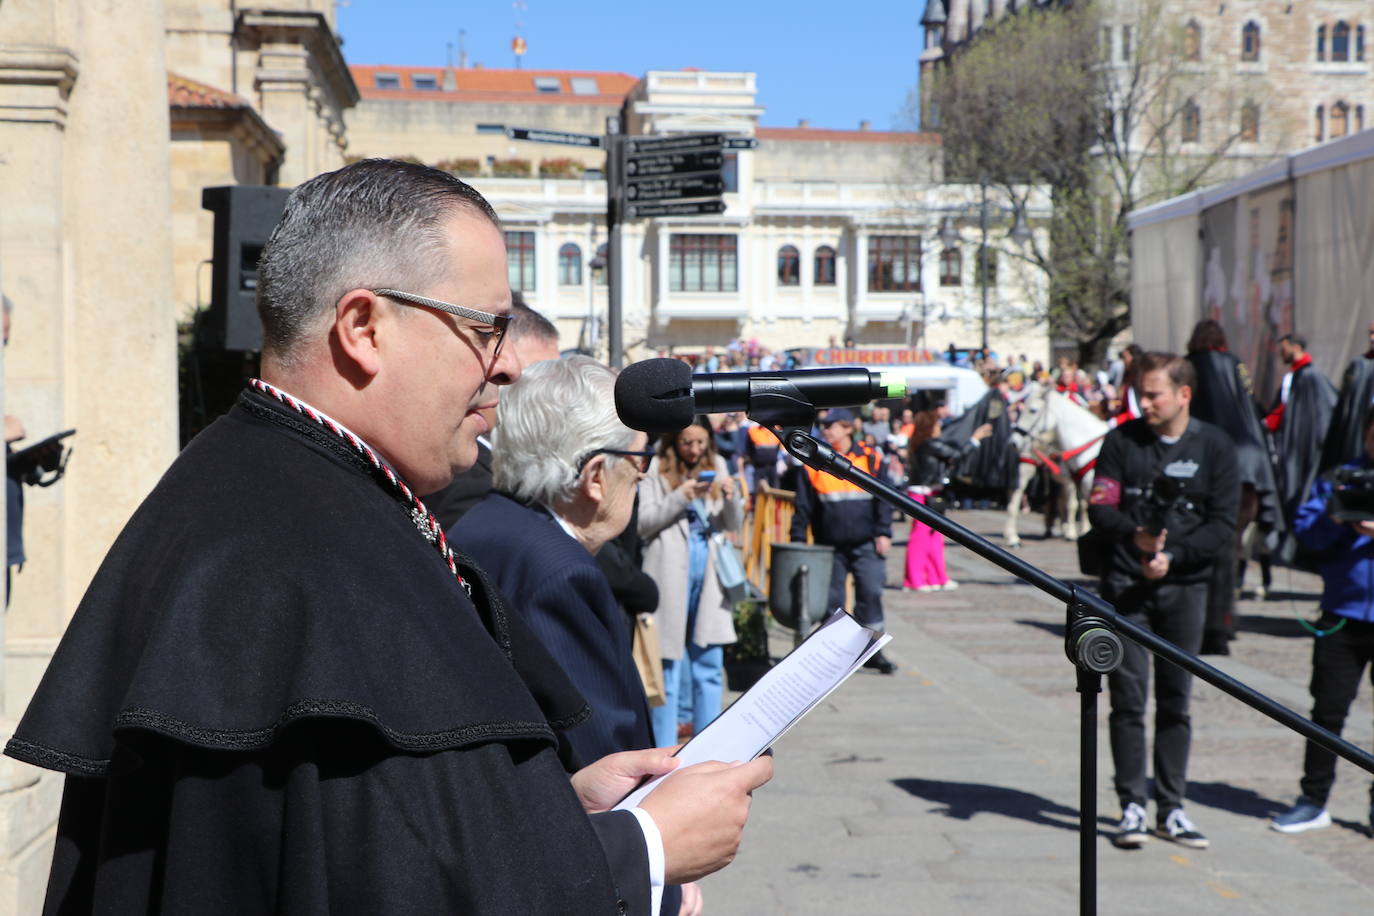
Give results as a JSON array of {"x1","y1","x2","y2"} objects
[{"x1": 337, "y1": 0, "x2": 925, "y2": 131}]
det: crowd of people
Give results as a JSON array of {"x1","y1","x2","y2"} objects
[{"x1": 3, "y1": 158, "x2": 1370, "y2": 913}]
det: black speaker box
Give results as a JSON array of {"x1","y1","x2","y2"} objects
[{"x1": 200, "y1": 185, "x2": 290, "y2": 352}]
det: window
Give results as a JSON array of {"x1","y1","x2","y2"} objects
[
  {"x1": 1331, "y1": 101, "x2": 1350, "y2": 139},
  {"x1": 975, "y1": 247, "x2": 998, "y2": 287},
  {"x1": 669, "y1": 235, "x2": 737, "y2": 292},
  {"x1": 412, "y1": 73, "x2": 438, "y2": 90},
  {"x1": 777, "y1": 245, "x2": 800, "y2": 286},
  {"x1": 375, "y1": 73, "x2": 401, "y2": 89},
  {"x1": 1240, "y1": 102, "x2": 1260, "y2": 142},
  {"x1": 1101, "y1": 26, "x2": 1112, "y2": 58},
  {"x1": 814, "y1": 246, "x2": 836, "y2": 286},
  {"x1": 940, "y1": 246, "x2": 962, "y2": 287},
  {"x1": 533, "y1": 76, "x2": 561, "y2": 93},
  {"x1": 1358, "y1": 105, "x2": 1366, "y2": 133},
  {"x1": 569, "y1": 77, "x2": 598, "y2": 95},
  {"x1": 476, "y1": 123, "x2": 506, "y2": 134},
  {"x1": 1315, "y1": 105, "x2": 1325, "y2": 142},
  {"x1": 1121, "y1": 25, "x2": 1132, "y2": 61},
  {"x1": 1181, "y1": 99, "x2": 1200, "y2": 142},
  {"x1": 1333, "y1": 21, "x2": 1351, "y2": 62},
  {"x1": 505, "y1": 231, "x2": 536, "y2": 291},
  {"x1": 867, "y1": 235, "x2": 921, "y2": 293},
  {"x1": 1317, "y1": 24, "x2": 1327, "y2": 61},
  {"x1": 558, "y1": 243, "x2": 582, "y2": 286},
  {"x1": 1241, "y1": 21, "x2": 1261, "y2": 62},
  {"x1": 1358, "y1": 25, "x2": 1367, "y2": 62},
  {"x1": 1184, "y1": 20, "x2": 1202, "y2": 62},
  {"x1": 1102, "y1": 107, "x2": 1116, "y2": 142}
]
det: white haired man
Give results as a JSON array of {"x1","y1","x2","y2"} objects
[{"x1": 5, "y1": 160, "x2": 768, "y2": 914}]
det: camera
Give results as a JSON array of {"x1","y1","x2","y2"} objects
[
  {"x1": 1142, "y1": 475, "x2": 1191, "y2": 537},
  {"x1": 1327, "y1": 466, "x2": 1374, "y2": 523}
]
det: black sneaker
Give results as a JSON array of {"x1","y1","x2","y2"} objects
[
  {"x1": 862, "y1": 650, "x2": 897, "y2": 674},
  {"x1": 1158, "y1": 808, "x2": 1209, "y2": 849},
  {"x1": 1112, "y1": 802, "x2": 1149, "y2": 849}
]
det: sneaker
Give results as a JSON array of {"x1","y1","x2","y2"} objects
[
  {"x1": 1158, "y1": 808, "x2": 1209, "y2": 848},
  {"x1": 915, "y1": 584, "x2": 939, "y2": 593},
  {"x1": 1270, "y1": 797, "x2": 1331, "y2": 834},
  {"x1": 1113, "y1": 802, "x2": 1150, "y2": 849},
  {"x1": 940, "y1": 580, "x2": 960, "y2": 591}
]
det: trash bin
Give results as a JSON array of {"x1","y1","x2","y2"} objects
[{"x1": 768, "y1": 542, "x2": 834, "y2": 636}]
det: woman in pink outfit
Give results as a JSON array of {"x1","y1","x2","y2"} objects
[{"x1": 903, "y1": 401, "x2": 991, "y2": 591}]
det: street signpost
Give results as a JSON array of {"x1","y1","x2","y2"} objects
[
  {"x1": 506, "y1": 127, "x2": 603, "y2": 148},
  {"x1": 505, "y1": 124, "x2": 758, "y2": 366}
]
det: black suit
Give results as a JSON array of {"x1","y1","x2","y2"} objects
[
  {"x1": 452, "y1": 492, "x2": 655, "y2": 765},
  {"x1": 424, "y1": 438, "x2": 493, "y2": 530}
]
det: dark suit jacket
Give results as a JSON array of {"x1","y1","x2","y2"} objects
[
  {"x1": 452, "y1": 492, "x2": 655, "y2": 766},
  {"x1": 424, "y1": 438, "x2": 493, "y2": 531}
]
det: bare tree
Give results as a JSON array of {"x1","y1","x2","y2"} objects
[{"x1": 919, "y1": 0, "x2": 1285, "y2": 364}]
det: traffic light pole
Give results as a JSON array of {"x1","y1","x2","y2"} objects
[{"x1": 605, "y1": 115, "x2": 624, "y2": 368}]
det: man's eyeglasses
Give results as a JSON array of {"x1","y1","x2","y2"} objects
[
  {"x1": 576, "y1": 448, "x2": 656, "y2": 475},
  {"x1": 373, "y1": 288, "x2": 514, "y2": 367}
]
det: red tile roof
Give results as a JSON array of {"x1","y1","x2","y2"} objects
[
  {"x1": 349, "y1": 65, "x2": 637, "y2": 104},
  {"x1": 167, "y1": 72, "x2": 249, "y2": 109},
  {"x1": 756, "y1": 126, "x2": 941, "y2": 145}
]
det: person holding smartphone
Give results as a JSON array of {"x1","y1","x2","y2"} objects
[{"x1": 639, "y1": 418, "x2": 743, "y2": 746}]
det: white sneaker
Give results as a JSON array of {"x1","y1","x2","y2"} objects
[
  {"x1": 1113, "y1": 802, "x2": 1149, "y2": 849},
  {"x1": 915, "y1": 584, "x2": 939, "y2": 593},
  {"x1": 940, "y1": 580, "x2": 960, "y2": 591},
  {"x1": 1157, "y1": 808, "x2": 1209, "y2": 849}
]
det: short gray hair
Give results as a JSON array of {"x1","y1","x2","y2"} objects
[
  {"x1": 493, "y1": 355, "x2": 634, "y2": 506},
  {"x1": 256, "y1": 158, "x2": 499, "y2": 366}
]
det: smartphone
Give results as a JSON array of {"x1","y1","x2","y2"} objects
[{"x1": 697, "y1": 470, "x2": 717, "y2": 484}]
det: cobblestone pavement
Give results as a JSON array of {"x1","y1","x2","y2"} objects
[{"x1": 701, "y1": 509, "x2": 1373, "y2": 915}]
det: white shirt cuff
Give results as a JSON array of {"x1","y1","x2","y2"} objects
[{"x1": 627, "y1": 806, "x2": 666, "y2": 916}]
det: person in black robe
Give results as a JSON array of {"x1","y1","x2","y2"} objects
[
  {"x1": 4, "y1": 160, "x2": 770, "y2": 915},
  {"x1": 1264, "y1": 334, "x2": 1338, "y2": 562},
  {"x1": 1319, "y1": 321, "x2": 1374, "y2": 473},
  {"x1": 944, "y1": 381, "x2": 1017, "y2": 498},
  {"x1": 1186, "y1": 320, "x2": 1283, "y2": 653}
]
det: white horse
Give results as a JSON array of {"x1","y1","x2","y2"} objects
[{"x1": 1004, "y1": 389, "x2": 1109, "y2": 548}]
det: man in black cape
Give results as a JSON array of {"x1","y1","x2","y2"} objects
[
  {"x1": 4, "y1": 160, "x2": 770, "y2": 915},
  {"x1": 1264, "y1": 333, "x2": 1338, "y2": 561},
  {"x1": 942, "y1": 384, "x2": 1016, "y2": 497},
  {"x1": 1319, "y1": 321, "x2": 1374, "y2": 473},
  {"x1": 1185, "y1": 320, "x2": 1283, "y2": 652}
]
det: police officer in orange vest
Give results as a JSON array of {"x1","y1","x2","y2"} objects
[{"x1": 789, "y1": 407, "x2": 897, "y2": 673}]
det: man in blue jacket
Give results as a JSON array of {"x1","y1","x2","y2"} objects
[{"x1": 1270, "y1": 410, "x2": 1374, "y2": 836}]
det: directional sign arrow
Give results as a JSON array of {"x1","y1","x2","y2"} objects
[
  {"x1": 626, "y1": 150, "x2": 724, "y2": 177},
  {"x1": 624, "y1": 174, "x2": 725, "y2": 202},
  {"x1": 627, "y1": 199, "x2": 727, "y2": 219},
  {"x1": 629, "y1": 133, "x2": 726, "y2": 154},
  {"x1": 507, "y1": 126, "x2": 604, "y2": 148}
]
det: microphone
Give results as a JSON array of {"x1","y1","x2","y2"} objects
[{"x1": 615, "y1": 358, "x2": 908, "y2": 433}]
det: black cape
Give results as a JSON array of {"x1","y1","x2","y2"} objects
[
  {"x1": 1272, "y1": 363, "x2": 1338, "y2": 559},
  {"x1": 5, "y1": 390, "x2": 647, "y2": 915},
  {"x1": 1320, "y1": 355, "x2": 1374, "y2": 473},
  {"x1": 1186, "y1": 350, "x2": 1283, "y2": 537},
  {"x1": 945, "y1": 389, "x2": 1017, "y2": 490}
]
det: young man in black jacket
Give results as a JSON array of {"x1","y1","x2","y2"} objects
[{"x1": 1087, "y1": 352, "x2": 1240, "y2": 851}]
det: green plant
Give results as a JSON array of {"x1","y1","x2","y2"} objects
[
  {"x1": 491, "y1": 157, "x2": 532, "y2": 177},
  {"x1": 539, "y1": 157, "x2": 585, "y2": 178}
]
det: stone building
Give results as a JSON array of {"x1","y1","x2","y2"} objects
[
  {"x1": 0, "y1": 1, "x2": 354, "y2": 907},
  {"x1": 346, "y1": 65, "x2": 1052, "y2": 362},
  {"x1": 920, "y1": 0, "x2": 1371, "y2": 165}
]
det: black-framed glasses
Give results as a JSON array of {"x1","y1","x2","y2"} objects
[
  {"x1": 373, "y1": 288, "x2": 514, "y2": 368},
  {"x1": 576, "y1": 447, "x2": 656, "y2": 475}
]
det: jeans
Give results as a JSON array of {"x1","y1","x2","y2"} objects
[
  {"x1": 651, "y1": 525, "x2": 725, "y2": 746},
  {"x1": 1299, "y1": 614, "x2": 1374, "y2": 806},
  {"x1": 1105, "y1": 577, "x2": 1207, "y2": 816},
  {"x1": 827, "y1": 541, "x2": 887, "y2": 632}
]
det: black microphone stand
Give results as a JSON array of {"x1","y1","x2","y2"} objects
[{"x1": 753, "y1": 392, "x2": 1374, "y2": 916}]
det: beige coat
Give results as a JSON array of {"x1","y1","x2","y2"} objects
[{"x1": 638, "y1": 454, "x2": 742, "y2": 660}]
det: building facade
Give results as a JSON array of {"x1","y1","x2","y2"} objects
[{"x1": 345, "y1": 65, "x2": 1052, "y2": 363}]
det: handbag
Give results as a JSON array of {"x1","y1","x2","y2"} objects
[
  {"x1": 631, "y1": 613, "x2": 666, "y2": 708},
  {"x1": 711, "y1": 532, "x2": 750, "y2": 606}
]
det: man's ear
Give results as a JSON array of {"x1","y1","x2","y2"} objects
[
  {"x1": 333, "y1": 289, "x2": 385, "y2": 379},
  {"x1": 580, "y1": 455, "x2": 607, "y2": 505}
]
